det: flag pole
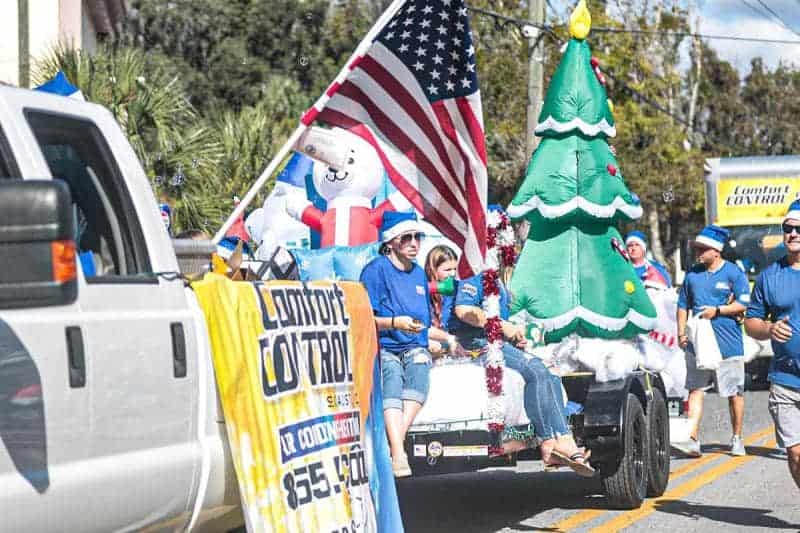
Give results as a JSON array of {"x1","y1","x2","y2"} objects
[
  {"x1": 213, "y1": 0, "x2": 407, "y2": 244},
  {"x1": 213, "y1": 124, "x2": 306, "y2": 243}
]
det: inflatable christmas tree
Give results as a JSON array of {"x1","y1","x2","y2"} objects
[{"x1": 508, "y1": 0, "x2": 657, "y2": 342}]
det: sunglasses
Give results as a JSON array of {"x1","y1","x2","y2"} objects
[
  {"x1": 398, "y1": 232, "x2": 425, "y2": 245},
  {"x1": 782, "y1": 223, "x2": 800, "y2": 235}
]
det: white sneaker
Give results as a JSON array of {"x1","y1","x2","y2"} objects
[
  {"x1": 730, "y1": 435, "x2": 746, "y2": 456},
  {"x1": 672, "y1": 438, "x2": 702, "y2": 458}
]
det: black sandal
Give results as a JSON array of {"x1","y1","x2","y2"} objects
[{"x1": 550, "y1": 450, "x2": 595, "y2": 477}]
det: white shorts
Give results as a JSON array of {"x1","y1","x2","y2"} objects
[
  {"x1": 685, "y1": 349, "x2": 745, "y2": 397},
  {"x1": 768, "y1": 383, "x2": 800, "y2": 449}
]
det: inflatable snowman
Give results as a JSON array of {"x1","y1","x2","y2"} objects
[{"x1": 283, "y1": 126, "x2": 412, "y2": 247}]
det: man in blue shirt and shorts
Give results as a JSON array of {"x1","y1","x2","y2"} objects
[
  {"x1": 745, "y1": 200, "x2": 800, "y2": 489},
  {"x1": 675, "y1": 225, "x2": 751, "y2": 457}
]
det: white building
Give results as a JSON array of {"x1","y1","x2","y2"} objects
[{"x1": 0, "y1": 0, "x2": 127, "y2": 87}]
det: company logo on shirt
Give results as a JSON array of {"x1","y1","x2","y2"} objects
[
  {"x1": 715, "y1": 282, "x2": 730, "y2": 291},
  {"x1": 738, "y1": 294, "x2": 751, "y2": 303},
  {"x1": 461, "y1": 284, "x2": 477, "y2": 297},
  {"x1": 416, "y1": 285, "x2": 425, "y2": 295}
]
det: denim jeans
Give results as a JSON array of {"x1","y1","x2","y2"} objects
[
  {"x1": 470, "y1": 338, "x2": 570, "y2": 440},
  {"x1": 381, "y1": 346, "x2": 432, "y2": 410}
]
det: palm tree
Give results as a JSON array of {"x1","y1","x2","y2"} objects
[{"x1": 32, "y1": 43, "x2": 225, "y2": 232}]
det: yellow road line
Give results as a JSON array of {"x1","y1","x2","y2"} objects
[
  {"x1": 589, "y1": 436, "x2": 777, "y2": 532},
  {"x1": 548, "y1": 426, "x2": 775, "y2": 532}
]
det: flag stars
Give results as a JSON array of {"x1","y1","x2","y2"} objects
[
  {"x1": 448, "y1": 65, "x2": 457, "y2": 76},
  {"x1": 443, "y1": 0, "x2": 452, "y2": 5},
  {"x1": 434, "y1": 39, "x2": 445, "y2": 50},
  {"x1": 467, "y1": 44, "x2": 475, "y2": 56},
  {"x1": 439, "y1": 10, "x2": 449, "y2": 20},
  {"x1": 461, "y1": 77, "x2": 471, "y2": 88},
  {"x1": 422, "y1": 5, "x2": 433, "y2": 14},
  {"x1": 428, "y1": 84, "x2": 439, "y2": 95},
  {"x1": 416, "y1": 46, "x2": 427, "y2": 57},
  {"x1": 452, "y1": 36, "x2": 462, "y2": 47},
  {"x1": 421, "y1": 19, "x2": 431, "y2": 28},
  {"x1": 455, "y1": 21, "x2": 465, "y2": 32},
  {"x1": 431, "y1": 70, "x2": 441, "y2": 80},
  {"x1": 467, "y1": 62, "x2": 475, "y2": 72},
  {"x1": 437, "y1": 25, "x2": 447, "y2": 35},
  {"x1": 385, "y1": 31, "x2": 395, "y2": 39},
  {"x1": 433, "y1": 54, "x2": 443, "y2": 65},
  {"x1": 413, "y1": 60, "x2": 425, "y2": 71},
  {"x1": 450, "y1": 50, "x2": 460, "y2": 61},
  {"x1": 446, "y1": 80, "x2": 455, "y2": 91},
  {"x1": 417, "y1": 33, "x2": 429, "y2": 42},
  {"x1": 401, "y1": 30, "x2": 411, "y2": 39},
  {"x1": 403, "y1": 18, "x2": 414, "y2": 26},
  {"x1": 399, "y1": 43, "x2": 410, "y2": 53},
  {"x1": 458, "y1": 7, "x2": 468, "y2": 17}
]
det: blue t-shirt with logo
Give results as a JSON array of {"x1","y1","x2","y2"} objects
[
  {"x1": 446, "y1": 273, "x2": 510, "y2": 344},
  {"x1": 746, "y1": 257, "x2": 800, "y2": 389},
  {"x1": 439, "y1": 294, "x2": 455, "y2": 330},
  {"x1": 678, "y1": 260, "x2": 750, "y2": 358},
  {"x1": 360, "y1": 255, "x2": 430, "y2": 353}
]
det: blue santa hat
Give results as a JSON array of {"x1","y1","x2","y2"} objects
[
  {"x1": 625, "y1": 230, "x2": 648, "y2": 250},
  {"x1": 784, "y1": 199, "x2": 800, "y2": 223},
  {"x1": 34, "y1": 71, "x2": 85, "y2": 100},
  {"x1": 381, "y1": 211, "x2": 423, "y2": 243},
  {"x1": 693, "y1": 224, "x2": 729, "y2": 252}
]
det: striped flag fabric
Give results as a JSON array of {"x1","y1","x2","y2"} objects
[{"x1": 301, "y1": 0, "x2": 488, "y2": 277}]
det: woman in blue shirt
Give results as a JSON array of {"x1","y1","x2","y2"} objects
[
  {"x1": 448, "y1": 263, "x2": 594, "y2": 476},
  {"x1": 360, "y1": 212, "x2": 452, "y2": 477}
]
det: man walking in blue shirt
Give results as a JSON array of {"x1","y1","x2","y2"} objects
[
  {"x1": 745, "y1": 200, "x2": 800, "y2": 489},
  {"x1": 675, "y1": 225, "x2": 751, "y2": 457}
]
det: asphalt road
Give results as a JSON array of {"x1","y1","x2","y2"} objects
[{"x1": 395, "y1": 389, "x2": 799, "y2": 532}]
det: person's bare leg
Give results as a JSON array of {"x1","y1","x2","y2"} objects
[
  {"x1": 687, "y1": 389, "x2": 705, "y2": 440},
  {"x1": 728, "y1": 394, "x2": 745, "y2": 436},
  {"x1": 787, "y1": 444, "x2": 800, "y2": 489},
  {"x1": 384, "y1": 408, "x2": 406, "y2": 459},
  {"x1": 401, "y1": 399, "x2": 423, "y2": 434}
]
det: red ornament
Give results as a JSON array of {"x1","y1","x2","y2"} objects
[
  {"x1": 486, "y1": 226, "x2": 498, "y2": 249},
  {"x1": 607, "y1": 163, "x2": 617, "y2": 176},
  {"x1": 500, "y1": 245, "x2": 517, "y2": 266},
  {"x1": 485, "y1": 317, "x2": 503, "y2": 342},
  {"x1": 486, "y1": 365, "x2": 503, "y2": 394},
  {"x1": 590, "y1": 56, "x2": 600, "y2": 68},
  {"x1": 482, "y1": 269, "x2": 500, "y2": 295},
  {"x1": 488, "y1": 422, "x2": 505, "y2": 433}
]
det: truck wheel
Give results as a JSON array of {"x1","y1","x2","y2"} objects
[
  {"x1": 646, "y1": 388, "x2": 670, "y2": 497},
  {"x1": 602, "y1": 393, "x2": 649, "y2": 509}
]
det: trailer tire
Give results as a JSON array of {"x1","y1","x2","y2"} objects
[
  {"x1": 646, "y1": 388, "x2": 670, "y2": 497},
  {"x1": 602, "y1": 393, "x2": 649, "y2": 509}
]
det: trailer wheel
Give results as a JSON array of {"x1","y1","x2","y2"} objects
[
  {"x1": 646, "y1": 388, "x2": 670, "y2": 497},
  {"x1": 602, "y1": 393, "x2": 649, "y2": 509}
]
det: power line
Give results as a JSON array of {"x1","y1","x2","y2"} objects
[
  {"x1": 589, "y1": 26, "x2": 800, "y2": 45},
  {"x1": 753, "y1": 0, "x2": 800, "y2": 39}
]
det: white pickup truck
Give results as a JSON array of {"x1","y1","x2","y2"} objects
[{"x1": 0, "y1": 86, "x2": 244, "y2": 531}]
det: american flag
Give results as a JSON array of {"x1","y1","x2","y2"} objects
[{"x1": 301, "y1": 0, "x2": 487, "y2": 277}]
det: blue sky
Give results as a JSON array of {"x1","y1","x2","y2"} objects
[{"x1": 547, "y1": 0, "x2": 800, "y2": 73}]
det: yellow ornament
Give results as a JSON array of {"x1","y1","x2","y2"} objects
[
  {"x1": 624, "y1": 280, "x2": 635, "y2": 294},
  {"x1": 607, "y1": 98, "x2": 614, "y2": 113},
  {"x1": 569, "y1": 0, "x2": 592, "y2": 40}
]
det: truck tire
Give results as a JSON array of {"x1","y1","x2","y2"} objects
[
  {"x1": 646, "y1": 388, "x2": 670, "y2": 497},
  {"x1": 602, "y1": 393, "x2": 649, "y2": 509}
]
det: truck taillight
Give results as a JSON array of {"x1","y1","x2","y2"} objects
[{"x1": 52, "y1": 240, "x2": 77, "y2": 282}]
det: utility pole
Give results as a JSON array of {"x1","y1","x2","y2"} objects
[{"x1": 525, "y1": 0, "x2": 545, "y2": 157}]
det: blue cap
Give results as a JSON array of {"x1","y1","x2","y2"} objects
[
  {"x1": 784, "y1": 199, "x2": 800, "y2": 222},
  {"x1": 694, "y1": 224, "x2": 729, "y2": 252},
  {"x1": 381, "y1": 210, "x2": 422, "y2": 243},
  {"x1": 625, "y1": 230, "x2": 647, "y2": 250},
  {"x1": 34, "y1": 71, "x2": 84, "y2": 100}
]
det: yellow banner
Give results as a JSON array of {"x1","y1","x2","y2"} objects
[
  {"x1": 193, "y1": 274, "x2": 379, "y2": 533},
  {"x1": 715, "y1": 177, "x2": 800, "y2": 225}
]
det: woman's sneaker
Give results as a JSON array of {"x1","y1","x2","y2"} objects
[
  {"x1": 392, "y1": 453, "x2": 412, "y2": 478},
  {"x1": 730, "y1": 435, "x2": 746, "y2": 456},
  {"x1": 672, "y1": 437, "x2": 702, "y2": 458}
]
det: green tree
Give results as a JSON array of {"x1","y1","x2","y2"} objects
[{"x1": 32, "y1": 44, "x2": 226, "y2": 232}]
